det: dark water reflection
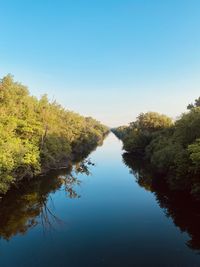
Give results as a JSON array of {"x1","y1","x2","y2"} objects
[
  {"x1": 123, "y1": 152, "x2": 200, "y2": 253},
  {"x1": 0, "y1": 159, "x2": 93, "y2": 241},
  {"x1": 1, "y1": 133, "x2": 200, "y2": 267}
]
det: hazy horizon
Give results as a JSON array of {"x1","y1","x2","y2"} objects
[{"x1": 1, "y1": 0, "x2": 200, "y2": 127}]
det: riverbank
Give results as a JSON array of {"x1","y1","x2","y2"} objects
[
  {"x1": 112, "y1": 101, "x2": 200, "y2": 199},
  {"x1": 0, "y1": 75, "x2": 108, "y2": 194},
  {"x1": 1, "y1": 133, "x2": 200, "y2": 266}
]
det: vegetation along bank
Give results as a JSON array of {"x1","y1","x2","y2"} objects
[
  {"x1": 0, "y1": 75, "x2": 108, "y2": 194},
  {"x1": 112, "y1": 98, "x2": 200, "y2": 199}
]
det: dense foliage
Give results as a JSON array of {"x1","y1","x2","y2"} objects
[
  {"x1": 113, "y1": 102, "x2": 200, "y2": 198},
  {"x1": 0, "y1": 75, "x2": 108, "y2": 194}
]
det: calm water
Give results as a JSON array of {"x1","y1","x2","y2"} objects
[{"x1": 0, "y1": 133, "x2": 200, "y2": 267}]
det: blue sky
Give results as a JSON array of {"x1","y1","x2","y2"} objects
[{"x1": 0, "y1": 0, "x2": 200, "y2": 126}]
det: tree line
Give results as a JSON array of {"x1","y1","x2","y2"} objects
[
  {"x1": 112, "y1": 97, "x2": 200, "y2": 199},
  {"x1": 0, "y1": 75, "x2": 108, "y2": 194}
]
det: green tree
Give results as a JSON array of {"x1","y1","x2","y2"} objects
[{"x1": 0, "y1": 75, "x2": 108, "y2": 194}]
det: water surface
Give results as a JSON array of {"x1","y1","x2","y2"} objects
[{"x1": 0, "y1": 133, "x2": 200, "y2": 267}]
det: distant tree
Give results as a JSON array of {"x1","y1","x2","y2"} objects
[
  {"x1": 113, "y1": 98, "x2": 200, "y2": 199},
  {"x1": 187, "y1": 97, "x2": 200, "y2": 110},
  {"x1": 133, "y1": 112, "x2": 173, "y2": 131},
  {"x1": 115, "y1": 112, "x2": 173, "y2": 154}
]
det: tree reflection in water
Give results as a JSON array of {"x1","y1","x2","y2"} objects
[
  {"x1": 0, "y1": 158, "x2": 94, "y2": 240},
  {"x1": 123, "y1": 152, "x2": 200, "y2": 252}
]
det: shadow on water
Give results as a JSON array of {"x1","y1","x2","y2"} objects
[
  {"x1": 123, "y1": 152, "x2": 200, "y2": 253},
  {"x1": 0, "y1": 157, "x2": 95, "y2": 241}
]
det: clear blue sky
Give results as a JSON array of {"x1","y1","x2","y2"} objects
[{"x1": 0, "y1": 0, "x2": 200, "y2": 126}]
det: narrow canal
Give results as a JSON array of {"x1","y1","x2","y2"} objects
[{"x1": 0, "y1": 133, "x2": 200, "y2": 267}]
